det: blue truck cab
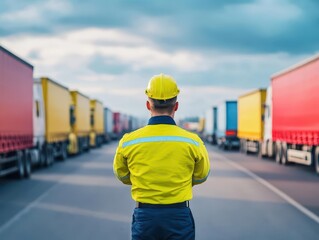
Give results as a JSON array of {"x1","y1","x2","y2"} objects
[{"x1": 216, "y1": 100, "x2": 239, "y2": 150}]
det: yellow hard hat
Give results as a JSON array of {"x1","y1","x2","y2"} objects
[{"x1": 145, "y1": 74, "x2": 180, "y2": 100}]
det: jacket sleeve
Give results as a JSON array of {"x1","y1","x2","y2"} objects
[
  {"x1": 113, "y1": 137, "x2": 132, "y2": 185},
  {"x1": 192, "y1": 140, "x2": 210, "y2": 186}
]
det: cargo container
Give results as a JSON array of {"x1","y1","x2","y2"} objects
[
  {"x1": 69, "y1": 91, "x2": 91, "y2": 154},
  {"x1": 204, "y1": 107, "x2": 218, "y2": 144},
  {"x1": 90, "y1": 100, "x2": 104, "y2": 147},
  {"x1": 103, "y1": 107, "x2": 114, "y2": 142},
  {"x1": 37, "y1": 77, "x2": 70, "y2": 162},
  {"x1": 216, "y1": 101, "x2": 239, "y2": 150},
  {"x1": 238, "y1": 89, "x2": 267, "y2": 155},
  {"x1": 121, "y1": 113, "x2": 130, "y2": 134},
  {"x1": 0, "y1": 46, "x2": 34, "y2": 178},
  {"x1": 271, "y1": 54, "x2": 319, "y2": 173},
  {"x1": 112, "y1": 112, "x2": 122, "y2": 139}
]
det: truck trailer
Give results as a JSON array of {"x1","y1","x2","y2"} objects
[
  {"x1": 90, "y1": 99, "x2": 104, "y2": 147},
  {"x1": 69, "y1": 91, "x2": 91, "y2": 154},
  {"x1": 216, "y1": 101, "x2": 239, "y2": 150},
  {"x1": 35, "y1": 77, "x2": 70, "y2": 163},
  {"x1": 0, "y1": 46, "x2": 34, "y2": 178},
  {"x1": 238, "y1": 89, "x2": 267, "y2": 156},
  {"x1": 271, "y1": 54, "x2": 319, "y2": 173}
]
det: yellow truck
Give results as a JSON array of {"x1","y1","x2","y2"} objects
[
  {"x1": 90, "y1": 100, "x2": 105, "y2": 147},
  {"x1": 69, "y1": 91, "x2": 91, "y2": 154},
  {"x1": 40, "y1": 77, "x2": 70, "y2": 162},
  {"x1": 238, "y1": 89, "x2": 266, "y2": 156}
]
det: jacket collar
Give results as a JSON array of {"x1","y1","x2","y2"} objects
[{"x1": 148, "y1": 116, "x2": 176, "y2": 125}]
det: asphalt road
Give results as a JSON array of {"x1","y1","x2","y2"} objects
[{"x1": 0, "y1": 142, "x2": 318, "y2": 240}]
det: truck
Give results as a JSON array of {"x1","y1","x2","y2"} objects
[
  {"x1": 216, "y1": 101, "x2": 239, "y2": 150},
  {"x1": 260, "y1": 86, "x2": 275, "y2": 158},
  {"x1": 69, "y1": 91, "x2": 91, "y2": 154},
  {"x1": 112, "y1": 112, "x2": 122, "y2": 139},
  {"x1": 204, "y1": 106, "x2": 218, "y2": 144},
  {"x1": 103, "y1": 107, "x2": 114, "y2": 142},
  {"x1": 35, "y1": 77, "x2": 70, "y2": 162},
  {"x1": 271, "y1": 54, "x2": 319, "y2": 173},
  {"x1": 90, "y1": 100, "x2": 104, "y2": 147},
  {"x1": 238, "y1": 89, "x2": 267, "y2": 156},
  {"x1": 0, "y1": 45, "x2": 34, "y2": 178}
]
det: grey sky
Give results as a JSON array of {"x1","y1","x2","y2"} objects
[{"x1": 1, "y1": 0, "x2": 318, "y2": 119}]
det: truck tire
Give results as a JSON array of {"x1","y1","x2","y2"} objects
[
  {"x1": 24, "y1": 151, "x2": 32, "y2": 178},
  {"x1": 45, "y1": 145, "x2": 54, "y2": 166},
  {"x1": 244, "y1": 140, "x2": 249, "y2": 155},
  {"x1": 16, "y1": 151, "x2": 25, "y2": 179},
  {"x1": 60, "y1": 143, "x2": 68, "y2": 161},
  {"x1": 315, "y1": 146, "x2": 319, "y2": 174},
  {"x1": 240, "y1": 139, "x2": 246, "y2": 153},
  {"x1": 275, "y1": 142, "x2": 282, "y2": 164},
  {"x1": 281, "y1": 142, "x2": 289, "y2": 165},
  {"x1": 258, "y1": 142, "x2": 262, "y2": 159},
  {"x1": 267, "y1": 141, "x2": 274, "y2": 159},
  {"x1": 39, "y1": 147, "x2": 46, "y2": 167}
]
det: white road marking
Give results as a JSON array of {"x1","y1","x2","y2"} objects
[{"x1": 214, "y1": 152, "x2": 319, "y2": 225}]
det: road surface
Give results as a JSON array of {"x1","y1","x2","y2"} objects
[{"x1": 0, "y1": 142, "x2": 318, "y2": 240}]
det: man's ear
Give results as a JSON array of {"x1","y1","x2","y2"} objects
[
  {"x1": 146, "y1": 101, "x2": 151, "y2": 110},
  {"x1": 174, "y1": 102, "x2": 179, "y2": 111}
]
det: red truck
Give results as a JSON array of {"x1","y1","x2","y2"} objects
[
  {"x1": 0, "y1": 46, "x2": 34, "y2": 178},
  {"x1": 272, "y1": 54, "x2": 319, "y2": 173}
]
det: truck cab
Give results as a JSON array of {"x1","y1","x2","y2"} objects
[{"x1": 261, "y1": 86, "x2": 275, "y2": 158}]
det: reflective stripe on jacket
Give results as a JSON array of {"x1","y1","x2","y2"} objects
[{"x1": 113, "y1": 116, "x2": 210, "y2": 204}]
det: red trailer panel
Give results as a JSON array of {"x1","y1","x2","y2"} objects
[
  {"x1": 272, "y1": 55, "x2": 319, "y2": 145},
  {"x1": 113, "y1": 112, "x2": 122, "y2": 134},
  {"x1": 0, "y1": 46, "x2": 34, "y2": 153}
]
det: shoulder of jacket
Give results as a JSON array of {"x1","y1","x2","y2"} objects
[
  {"x1": 175, "y1": 126, "x2": 203, "y2": 144},
  {"x1": 121, "y1": 126, "x2": 148, "y2": 141}
]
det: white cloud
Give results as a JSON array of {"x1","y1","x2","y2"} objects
[
  {"x1": 0, "y1": 26, "x2": 309, "y2": 118},
  {"x1": 1, "y1": 27, "x2": 209, "y2": 77}
]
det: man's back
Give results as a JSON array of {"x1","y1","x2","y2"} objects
[{"x1": 114, "y1": 116, "x2": 209, "y2": 204}]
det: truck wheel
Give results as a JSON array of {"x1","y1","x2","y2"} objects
[
  {"x1": 16, "y1": 151, "x2": 25, "y2": 179},
  {"x1": 60, "y1": 143, "x2": 68, "y2": 161},
  {"x1": 315, "y1": 146, "x2": 319, "y2": 174},
  {"x1": 267, "y1": 141, "x2": 274, "y2": 158},
  {"x1": 78, "y1": 139, "x2": 83, "y2": 154},
  {"x1": 275, "y1": 142, "x2": 282, "y2": 164},
  {"x1": 39, "y1": 148, "x2": 46, "y2": 167},
  {"x1": 244, "y1": 140, "x2": 249, "y2": 155},
  {"x1": 45, "y1": 145, "x2": 54, "y2": 166},
  {"x1": 281, "y1": 143, "x2": 289, "y2": 165},
  {"x1": 24, "y1": 151, "x2": 32, "y2": 178},
  {"x1": 240, "y1": 140, "x2": 243, "y2": 153},
  {"x1": 258, "y1": 142, "x2": 262, "y2": 159}
]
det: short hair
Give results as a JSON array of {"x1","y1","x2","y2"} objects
[{"x1": 149, "y1": 97, "x2": 177, "y2": 113}]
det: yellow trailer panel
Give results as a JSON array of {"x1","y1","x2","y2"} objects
[
  {"x1": 42, "y1": 78, "x2": 70, "y2": 143},
  {"x1": 237, "y1": 89, "x2": 266, "y2": 141},
  {"x1": 70, "y1": 91, "x2": 90, "y2": 137},
  {"x1": 90, "y1": 100, "x2": 104, "y2": 134}
]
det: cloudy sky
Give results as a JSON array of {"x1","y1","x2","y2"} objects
[{"x1": 1, "y1": 0, "x2": 318, "y2": 120}]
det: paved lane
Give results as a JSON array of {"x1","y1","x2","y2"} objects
[{"x1": 0, "y1": 142, "x2": 318, "y2": 240}]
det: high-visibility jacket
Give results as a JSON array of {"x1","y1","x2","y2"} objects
[{"x1": 113, "y1": 115, "x2": 210, "y2": 204}]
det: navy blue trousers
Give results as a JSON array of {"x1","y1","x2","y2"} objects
[{"x1": 132, "y1": 207, "x2": 195, "y2": 240}]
